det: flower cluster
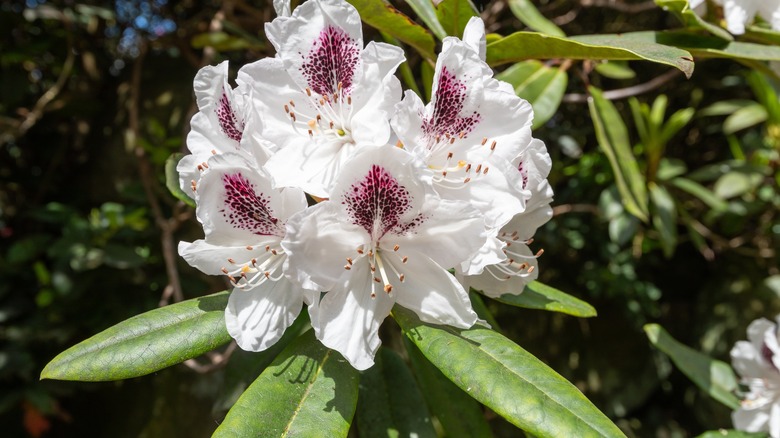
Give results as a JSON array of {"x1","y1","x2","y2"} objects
[
  {"x1": 177, "y1": 0, "x2": 552, "y2": 370},
  {"x1": 731, "y1": 316, "x2": 780, "y2": 437},
  {"x1": 691, "y1": 0, "x2": 780, "y2": 35}
]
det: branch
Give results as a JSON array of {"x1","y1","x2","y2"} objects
[{"x1": 562, "y1": 69, "x2": 681, "y2": 103}]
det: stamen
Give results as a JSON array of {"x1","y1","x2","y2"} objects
[
  {"x1": 490, "y1": 141, "x2": 497, "y2": 151},
  {"x1": 246, "y1": 245, "x2": 253, "y2": 250},
  {"x1": 393, "y1": 245, "x2": 399, "y2": 251},
  {"x1": 481, "y1": 137, "x2": 488, "y2": 145}
]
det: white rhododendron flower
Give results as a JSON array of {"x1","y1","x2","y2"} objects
[
  {"x1": 282, "y1": 145, "x2": 484, "y2": 369},
  {"x1": 178, "y1": 61, "x2": 275, "y2": 195},
  {"x1": 240, "y1": 0, "x2": 404, "y2": 198},
  {"x1": 691, "y1": 0, "x2": 780, "y2": 34},
  {"x1": 731, "y1": 316, "x2": 780, "y2": 437},
  {"x1": 462, "y1": 139, "x2": 553, "y2": 297},
  {"x1": 178, "y1": 153, "x2": 314, "y2": 351}
]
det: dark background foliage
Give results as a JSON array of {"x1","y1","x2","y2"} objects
[{"x1": 1, "y1": 0, "x2": 778, "y2": 436}]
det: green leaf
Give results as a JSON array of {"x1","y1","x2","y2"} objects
[
  {"x1": 357, "y1": 348, "x2": 436, "y2": 438},
  {"x1": 607, "y1": 30, "x2": 780, "y2": 62},
  {"x1": 190, "y1": 32, "x2": 258, "y2": 51},
  {"x1": 588, "y1": 86, "x2": 650, "y2": 222},
  {"x1": 643, "y1": 323, "x2": 740, "y2": 410},
  {"x1": 649, "y1": 183, "x2": 678, "y2": 258},
  {"x1": 594, "y1": 61, "x2": 636, "y2": 79},
  {"x1": 41, "y1": 292, "x2": 232, "y2": 381},
  {"x1": 699, "y1": 99, "x2": 757, "y2": 117},
  {"x1": 669, "y1": 177, "x2": 729, "y2": 212},
  {"x1": 507, "y1": 0, "x2": 565, "y2": 37},
  {"x1": 347, "y1": 0, "x2": 436, "y2": 60},
  {"x1": 214, "y1": 330, "x2": 359, "y2": 437},
  {"x1": 394, "y1": 307, "x2": 624, "y2": 437},
  {"x1": 404, "y1": 337, "x2": 493, "y2": 438},
  {"x1": 490, "y1": 281, "x2": 597, "y2": 318},
  {"x1": 723, "y1": 103, "x2": 768, "y2": 134},
  {"x1": 213, "y1": 312, "x2": 310, "y2": 414},
  {"x1": 405, "y1": 0, "x2": 447, "y2": 40},
  {"x1": 654, "y1": 0, "x2": 734, "y2": 41},
  {"x1": 486, "y1": 32, "x2": 694, "y2": 78},
  {"x1": 435, "y1": 0, "x2": 478, "y2": 38},
  {"x1": 495, "y1": 60, "x2": 568, "y2": 129},
  {"x1": 713, "y1": 170, "x2": 764, "y2": 199},
  {"x1": 165, "y1": 153, "x2": 196, "y2": 208}
]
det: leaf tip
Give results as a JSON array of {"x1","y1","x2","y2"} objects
[{"x1": 643, "y1": 323, "x2": 661, "y2": 343}]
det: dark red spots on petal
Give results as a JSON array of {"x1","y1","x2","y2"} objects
[
  {"x1": 342, "y1": 165, "x2": 416, "y2": 240},
  {"x1": 517, "y1": 159, "x2": 529, "y2": 189},
  {"x1": 761, "y1": 343, "x2": 779, "y2": 372},
  {"x1": 423, "y1": 67, "x2": 481, "y2": 144},
  {"x1": 301, "y1": 25, "x2": 360, "y2": 96},
  {"x1": 220, "y1": 172, "x2": 284, "y2": 236},
  {"x1": 216, "y1": 89, "x2": 243, "y2": 143}
]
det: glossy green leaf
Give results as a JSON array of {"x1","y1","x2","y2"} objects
[
  {"x1": 610, "y1": 30, "x2": 780, "y2": 61},
  {"x1": 713, "y1": 170, "x2": 764, "y2": 199},
  {"x1": 649, "y1": 183, "x2": 678, "y2": 258},
  {"x1": 41, "y1": 292, "x2": 231, "y2": 381},
  {"x1": 723, "y1": 103, "x2": 768, "y2": 135},
  {"x1": 405, "y1": 0, "x2": 447, "y2": 40},
  {"x1": 495, "y1": 60, "x2": 568, "y2": 129},
  {"x1": 594, "y1": 61, "x2": 636, "y2": 79},
  {"x1": 214, "y1": 330, "x2": 359, "y2": 437},
  {"x1": 404, "y1": 337, "x2": 493, "y2": 438},
  {"x1": 394, "y1": 307, "x2": 624, "y2": 437},
  {"x1": 644, "y1": 323, "x2": 740, "y2": 410},
  {"x1": 190, "y1": 32, "x2": 259, "y2": 51},
  {"x1": 470, "y1": 291, "x2": 501, "y2": 331},
  {"x1": 699, "y1": 99, "x2": 757, "y2": 117},
  {"x1": 213, "y1": 312, "x2": 310, "y2": 413},
  {"x1": 357, "y1": 348, "x2": 436, "y2": 438},
  {"x1": 507, "y1": 0, "x2": 565, "y2": 37},
  {"x1": 347, "y1": 0, "x2": 436, "y2": 60},
  {"x1": 165, "y1": 153, "x2": 195, "y2": 207},
  {"x1": 654, "y1": 0, "x2": 733, "y2": 41},
  {"x1": 486, "y1": 32, "x2": 694, "y2": 78},
  {"x1": 435, "y1": 0, "x2": 478, "y2": 38},
  {"x1": 669, "y1": 177, "x2": 729, "y2": 212},
  {"x1": 490, "y1": 281, "x2": 597, "y2": 318},
  {"x1": 588, "y1": 86, "x2": 650, "y2": 222}
]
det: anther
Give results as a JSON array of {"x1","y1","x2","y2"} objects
[
  {"x1": 535, "y1": 249, "x2": 545, "y2": 257},
  {"x1": 483, "y1": 167, "x2": 489, "y2": 174},
  {"x1": 251, "y1": 258, "x2": 257, "y2": 266},
  {"x1": 289, "y1": 100, "x2": 295, "y2": 107},
  {"x1": 475, "y1": 164, "x2": 482, "y2": 173},
  {"x1": 211, "y1": 149, "x2": 217, "y2": 155},
  {"x1": 465, "y1": 164, "x2": 472, "y2": 172},
  {"x1": 348, "y1": 96, "x2": 352, "y2": 105},
  {"x1": 399, "y1": 274, "x2": 405, "y2": 282},
  {"x1": 344, "y1": 265, "x2": 351, "y2": 270},
  {"x1": 459, "y1": 131, "x2": 466, "y2": 138},
  {"x1": 308, "y1": 129, "x2": 313, "y2": 137},
  {"x1": 374, "y1": 277, "x2": 381, "y2": 283},
  {"x1": 190, "y1": 181, "x2": 197, "y2": 192},
  {"x1": 271, "y1": 249, "x2": 278, "y2": 255},
  {"x1": 227, "y1": 258, "x2": 236, "y2": 264},
  {"x1": 346, "y1": 257, "x2": 353, "y2": 265},
  {"x1": 197, "y1": 164, "x2": 204, "y2": 171},
  {"x1": 284, "y1": 104, "x2": 290, "y2": 113},
  {"x1": 265, "y1": 272, "x2": 271, "y2": 278},
  {"x1": 265, "y1": 245, "x2": 271, "y2": 252},
  {"x1": 449, "y1": 137, "x2": 455, "y2": 144},
  {"x1": 329, "y1": 121, "x2": 334, "y2": 129},
  {"x1": 384, "y1": 284, "x2": 393, "y2": 293},
  {"x1": 246, "y1": 245, "x2": 253, "y2": 250},
  {"x1": 221, "y1": 267, "x2": 229, "y2": 274},
  {"x1": 393, "y1": 245, "x2": 399, "y2": 251},
  {"x1": 447, "y1": 152, "x2": 453, "y2": 160},
  {"x1": 464, "y1": 177, "x2": 471, "y2": 183},
  {"x1": 370, "y1": 264, "x2": 376, "y2": 272},
  {"x1": 306, "y1": 88, "x2": 312, "y2": 96},
  {"x1": 527, "y1": 266, "x2": 535, "y2": 273},
  {"x1": 481, "y1": 137, "x2": 488, "y2": 145},
  {"x1": 490, "y1": 140, "x2": 497, "y2": 150},
  {"x1": 357, "y1": 248, "x2": 364, "y2": 254},
  {"x1": 202, "y1": 161, "x2": 209, "y2": 169},
  {"x1": 290, "y1": 113, "x2": 297, "y2": 122},
  {"x1": 402, "y1": 256, "x2": 408, "y2": 263}
]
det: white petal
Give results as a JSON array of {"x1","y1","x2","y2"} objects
[
  {"x1": 731, "y1": 340, "x2": 771, "y2": 380},
  {"x1": 282, "y1": 202, "x2": 367, "y2": 291},
  {"x1": 193, "y1": 61, "x2": 228, "y2": 110},
  {"x1": 309, "y1": 258, "x2": 395, "y2": 370},
  {"x1": 273, "y1": 0, "x2": 291, "y2": 17},
  {"x1": 723, "y1": 0, "x2": 757, "y2": 34},
  {"x1": 460, "y1": 229, "x2": 506, "y2": 276},
  {"x1": 178, "y1": 239, "x2": 276, "y2": 276},
  {"x1": 226, "y1": 278, "x2": 304, "y2": 351},
  {"x1": 465, "y1": 243, "x2": 539, "y2": 298},
  {"x1": 461, "y1": 17, "x2": 486, "y2": 60},
  {"x1": 388, "y1": 252, "x2": 477, "y2": 328},
  {"x1": 733, "y1": 404, "x2": 772, "y2": 433}
]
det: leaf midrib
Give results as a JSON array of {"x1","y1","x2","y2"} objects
[{"x1": 281, "y1": 349, "x2": 333, "y2": 436}]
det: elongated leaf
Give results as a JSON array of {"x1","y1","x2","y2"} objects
[
  {"x1": 723, "y1": 103, "x2": 768, "y2": 135},
  {"x1": 669, "y1": 177, "x2": 728, "y2": 212},
  {"x1": 165, "y1": 153, "x2": 195, "y2": 207},
  {"x1": 405, "y1": 0, "x2": 447, "y2": 40},
  {"x1": 713, "y1": 170, "x2": 764, "y2": 199},
  {"x1": 610, "y1": 30, "x2": 780, "y2": 61},
  {"x1": 394, "y1": 307, "x2": 625, "y2": 437},
  {"x1": 495, "y1": 60, "x2": 568, "y2": 129},
  {"x1": 347, "y1": 0, "x2": 436, "y2": 60},
  {"x1": 214, "y1": 330, "x2": 359, "y2": 437},
  {"x1": 644, "y1": 324, "x2": 740, "y2": 409},
  {"x1": 696, "y1": 430, "x2": 767, "y2": 438},
  {"x1": 404, "y1": 337, "x2": 493, "y2": 438},
  {"x1": 435, "y1": 0, "x2": 478, "y2": 38},
  {"x1": 594, "y1": 61, "x2": 636, "y2": 79},
  {"x1": 654, "y1": 0, "x2": 733, "y2": 41},
  {"x1": 486, "y1": 32, "x2": 694, "y2": 78},
  {"x1": 41, "y1": 292, "x2": 232, "y2": 381},
  {"x1": 357, "y1": 348, "x2": 436, "y2": 438},
  {"x1": 649, "y1": 183, "x2": 678, "y2": 258},
  {"x1": 507, "y1": 0, "x2": 565, "y2": 37},
  {"x1": 490, "y1": 281, "x2": 597, "y2": 318},
  {"x1": 588, "y1": 86, "x2": 650, "y2": 222},
  {"x1": 213, "y1": 312, "x2": 310, "y2": 413},
  {"x1": 699, "y1": 99, "x2": 757, "y2": 117}
]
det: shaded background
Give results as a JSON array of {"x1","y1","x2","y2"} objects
[{"x1": 1, "y1": 0, "x2": 778, "y2": 436}]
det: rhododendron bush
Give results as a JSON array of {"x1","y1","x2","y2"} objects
[{"x1": 24, "y1": 0, "x2": 780, "y2": 436}]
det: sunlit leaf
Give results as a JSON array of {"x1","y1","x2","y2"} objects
[
  {"x1": 669, "y1": 177, "x2": 728, "y2": 212},
  {"x1": 41, "y1": 292, "x2": 231, "y2": 381},
  {"x1": 404, "y1": 337, "x2": 493, "y2": 438},
  {"x1": 486, "y1": 32, "x2": 694, "y2": 78},
  {"x1": 490, "y1": 281, "x2": 597, "y2": 318},
  {"x1": 723, "y1": 103, "x2": 768, "y2": 134},
  {"x1": 495, "y1": 60, "x2": 568, "y2": 129},
  {"x1": 348, "y1": 0, "x2": 436, "y2": 60},
  {"x1": 357, "y1": 348, "x2": 436, "y2": 438},
  {"x1": 608, "y1": 31, "x2": 780, "y2": 61},
  {"x1": 588, "y1": 86, "x2": 650, "y2": 222},
  {"x1": 654, "y1": 0, "x2": 733, "y2": 41},
  {"x1": 594, "y1": 61, "x2": 636, "y2": 79},
  {"x1": 696, "y1": 430, "x2": 767, "y2": 438},
  {"x1": 394, "y1": 307, "x2": 624, "y2": 437},
  {"x1": 405, "y1": 0, "x2": 447, "y2": 40},
  {"x1": 435, "y1": 0, "x2": 479, "y2": 38},
  {"x1": 214, "y1": 330, "x2": 359, "y2": 437},
  {"x1": 713, "y1": 170, "x2": 764, "y2": 199},
  {"x1": 644, "y1": 324, "x2": 740, "y2": 410},
  {"x1": 507, "y1": 0, "x2": 565, "y2": 37}
]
